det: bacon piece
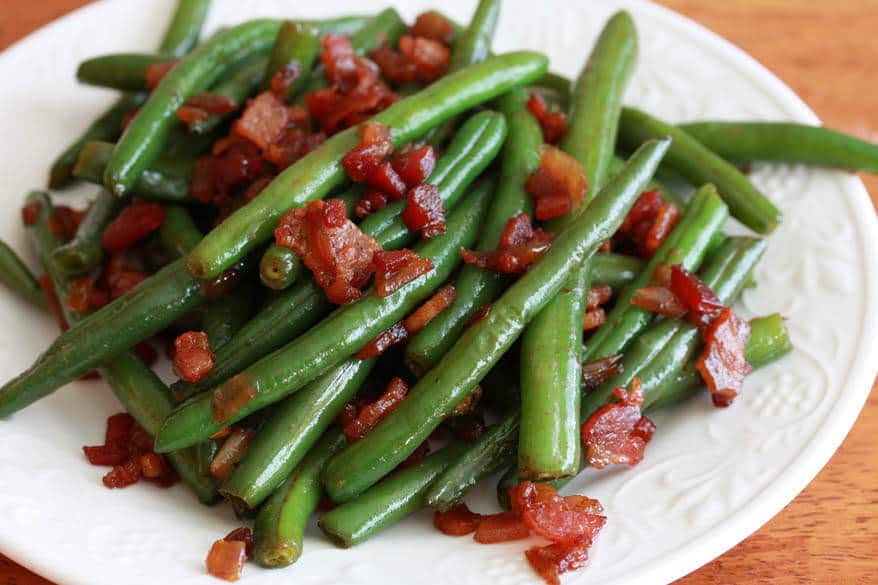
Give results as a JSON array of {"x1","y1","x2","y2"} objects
[
  {"x1": 355, "y1": 189, "x2": 389, "y2": 219},
  {"x1": 343, "y1": 122, "x2": 395, "y2": 182},
  {"x1": 270, "y1": 61, "x2": 302, "y2": 96},
  {"x1": 587, "y1": 285, "x2": 613, "y2": 310},
  {"x1": 144, "y1": 60, "x2": 176, "y2": 90},
  {"x1": 620, "y1": 189, "x2": 664, "y2": 234},
  {"x1": 409, "y1": 11, "x2": 455, "y2": 44},
  {"x1": 67, "y1": 277, "x2": 95, "y2": 313},
  {"x1": 366, "y1": 161, "x2": 407, "y2": 200},
  {"x1": 582, "y1": 308, "x2": 606, "y2": 331},
  {"x1": 321, "y1": 34, "x2": 358, "y2": 84},
  {"x1": 433, "y1": 503, "x2": 483, "y2": 536},
  {"x1": 631, "y1": 285, "x2": 688, "y2": 318},
  {"x1": 509, "y1": 481, "x2": 606, "y2": 545},
  {"x1": 85, "y1": 413, "x2": 177, "y2": 489},
  {"x1": 224, "y1": 527, "x2": 254, "y2": 560},
  {"x1": 139, "y1": 452, "x2": 165, "y2": 478},
  {"x1": 474, "y1": 512, "x2": 531, "y2": 544},
  {"x1": 527, "y1": 93, "x2": 568, "y2": 145},
  {"x1": 21, "y1": 200, "x2": 42, "y2": 226},
  {"x1": 580, "y1": 378, "x2": 656, "y2": 469},
  {"x1": 101, "y1": 202, "x2": 164, "y2": 252},
  {"x1": 275, "y1": 199, "x2": 382, "y2": 304},
  {"x1": 209, "y1": 428, "x2": 254, "y2": 480},
  {"x1": 186, "y1": 93, "x2": 239, "y2": 114},
  {"x1": 232, "y1": 92, "x2": 289, "y2": 151},
  {"x1": 243, "y1": 175, "x2": 275, "y2": 202},
  {"x1": 402, "y1": 184, "x2": 446, "y2": 238},
  {"x1": 83, "y1": 444, "x2": 127, "y2": 466},
  {"x1": 525, "y1": 541, "x2": 594, "y2": 585},
  {"x1": 404, "y1": 284, "x2": 456, "y2": 334},
  {"x1": 525, "y1": 145, "x2": 588, "y2": 221},
  {"x1": 173, "y1": 331, "x2": 214, "y2": 383},
  {"x1": 341, "y1": 377, "x2": 408, "y2": 440},
  {"x1": 462, "y1": 213, "x2": 554, "y2": 274},
  {"x1": 581, "y1": 354, "x2": 624, "y2": 389},
  {"x1": 371, "y1": 249, "x2": 434, "y2": 296},
  {"x1": 616, "y1": 190, "x2": 682, "y2": 259},
  {"x1": 206, "y1": 539, "x2": 247, "y2": 582},
  {"x1": 640, "y1": 202, "x2": 680, "y2": 258},
  {"x1": 355, "y1": 321, "x2": 409, "y2": 359},
  {"x1": 177, "y1": 106, "x2": 208, "y2": 125},
  {"x1": 104, "y1": 253, "x2": 148, "y2": 299},
  {"x1": 264, "y1": 128, "x2": 325, "y2": 171},
  {"x1": 696, "y1": 307, "x2": 752, "y2": 408},
  {"x1": 392, "y1": 145, "x2": 436, "y2": 188},
  {"x1": 499, "y1": 212, "x2": 536, "y2": 248},
  {"x1": 369, "y1": 45, "x2": 417, "y2": 85},
  {"x1": 669, "y1": 265, "x2": 724, "y2": 327},
  {"x1": 48, "y1": 206, "x2": 86, "y2": 240},
  {"x1": 398, "y1": 35, "x2": 450, "y2": 83},
  {"x1": 103, "y1": 459, "x2": 142, "y2": 488}
]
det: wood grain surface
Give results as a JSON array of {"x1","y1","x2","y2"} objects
[{"x1": 0, "y1": 1, "x2": 875, "y2": 584}]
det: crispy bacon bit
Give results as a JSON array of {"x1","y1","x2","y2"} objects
[
  {"x1": 409, "y1": 11, "x2": 455, "y2": 44},
  {"x1": 366, "y1": 161, "x2": 407, "y2": 200},
  {"x1": 145, "y1": 60, "x2": 176, "y2": 91},
  {"x1": 369, "y1": 45, "x2": 417, "y2": 85},
  {"x1": 581, "y1": 354, "x2": 624, "y2": 389},
  {"x1": 173, "y1": 331, "x2": 214, "y2": 383},
  {"x1": 101, "y1": 203, "x2": 164, "y2": 252},
  {"x1": 587, "y1": 285, "x2": 613, "y2": 310},
  {"x1": 392, "y1": 145, "x2": 436, "y2": 187},
  {"x1": 209, "y1": 428, "x2": 254, "y2": 480},
  {"x1": 233, "y1": 92, "x2": 289, "y2": 151},
  {"x1": 224, "y1": 527, "x2": 254, "y2": 560},
  {"x1": 474, "y1": 512, "x2": 531, "y2": 544},
  {"x1": 104, "y1": 253, "x2": 148, "y2": 299},
  {"x1": 371, "y1": 249, "x2": 434, "y2": 296},
  {"x1": 450, "y1": 385, "x2": 482, "y2": 418},
  {"x1": 270, "y1": 61, "x2": 302, "y2": 96},
  {"x1": 525, "y1": 541, "x2": 594, "y2": 585},
  {"x1": 322, "y1": 34, "x2": 358, "y2": 83},
  {"x1": 343, "y1": 122, "x2": 394, "y2": 182},
  {"x1": 341, "y1": 377, "x2": 408, "y2": 440},
  {"x1": 433, "y1": 503, "x2": 483, "y2": 536},
  {"x1": 206, "y1": 539, "x2": 247, "y2": 582},
  {"x1": 275, "y1": 199, "x2": 382, "y2": 304},
  {"x1": 398, "y1": 35, "x2": 450, "y2": 84},
  {"x1": 696, "y1": 307, "x2": 752, "y2": 408},
  {"x1": 139, "y1": 452, "x2": 165, "y2": 478},
  {"x1": 21, "y1": 200, "x2": 42, "y2": 225},
  {"x1": 212, "y1": 372, "x2": 258, "y2": 425},
  {"x1": 48, "y1": 206, "x2": 85, "y2": 240},
  {"x1": 669, "y1": 265, "x2": 724, "y2": 327},
  {"x1": 616, "y1": 189, "x2": 681, "y2": 259},
  {"x1": 67, "y1": 277, "x2": 95, "y2": 313},
  {"x1": 631, "y1": 285, "x2": 688, "y2": 318},
  {"x1": 404, "y1": 284, "x2": 456, "y2": 334},
  {"x1": 525, "y1": 145, "x2": 588, "y2": 221},
  {"x1": 402, "y1": 184, "x2": 446, "y2": 238},
  {"x1": 102, "y1": 459, "x2": 142, "y2": 488},
  {"x1": 641, "y1": 203, "x2": 680, "y2": 257},
  {"x1": 582, "y1": 308, "x2": 606, "y2": 331},
  {"x1": 177, "y1": 105, "x2": 209, "y2": 125},
  {"x1": 264, "y1": 128, "x2": 325, "y2": 171},
  {"x1": 355, "y1": 189, "x2": 389, "y2": 219},
  {"x1": 83, "y1": 444, "x2": 127, "y2": 466},
  {"x1": 355, "y1": 321, "x2": 409, "y2": 359},
  {"x1": 527, "y1": 93, "x2": 568, "y2": 145},
  {"x1": 510, "y1": 481, "x2": 607, "y2": 545},
  {"x1": 620, "y1": 189, "x2": 664, "y2": 234},
  {"x1": 463, "y1": 213, "x2": 554, "y2": 274},
  {"x1": 581, "y1": 378, "x2": 656, "y2": 469},
  {"x1": 39, "y1": 275, "x2": 68, "y2": 331}
]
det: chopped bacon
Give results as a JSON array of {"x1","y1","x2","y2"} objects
[
  {"x1": 587, "y1": 285, "x2": 613, "y2": 310},
  {"x1": 582, "y1": 308, "x2": 606, "y2": 331},
  {"x1": 355, "y1": 189, "x2": 389, "y2": 219},
  {"x1": 48, "y1": 206, "x2": 86, "y2": 240},
  {"x1": 371, "y1": 249, "x2": 434, "y2": 296},
  {"x1": 104, "y1": 253, "x2": 148, "y2": 299},
  {"x1": 392, "y1": 145, "x2": 436, "y2": 188},
  {"x1": 173, "y1": 331, "x2": 214, "y2": 383},
  {"x1": 83, "y1": 444, "x2": 127, "y2": 466},
  {"x1": 21, "y1": 200, "x2": 42, "y2": 225},
  {"x1": 581, "y1": 354, "x2": 624, "y2": 389},
  {"x1": 102, "y1": 459, "x2": 142, "y2": 488},
  {"x1": 223, "y1": 527, "x2": 254, "y2": 560},
  {"x1": 270, "y1": 61, "x2": 302, "y2": 96},
  {"x1": 462, "y1": 213, "x2": 554, "y2": 274},
  {"x1": 433, "y1": 503, "x2": 483, "y2": 536},
  {"x1": 398, "y1": 35, "x2": 450, "y2": 84},
  {"x1": 640, "y1": 203, "x2": 680, "y2": 258},
  {"x1": 616, "y1": 190, "x2": 681, "y2": 259},
  {"x1": 144, "y1": 60, "x2": 176, "y2": 91},
  {"x1": 525, "y1": 541, "x2": 594, "y2": 585},
  {"x1": 322, "y1": 34, "x2": 358, "y2": 84},
  {"x1": 696, "y1": 307, "x2": 752, "y2": 408},
  {"x1": 474, "y1": 512, "x2": 531, "y2": 544},
  {"x1": 404, "y1": 284, "x2": 456, "y2": 334},
  {"x1": 581, "y1": 378, "x2": 656, "y2": 469},
  {"x1": 499, "y1": 212, "x2": 536, "y2": 249},
  {"x1": 525, "y1": 145, "x2": 588, "y2": 221},
  {"x1": 341, "y1": 377, "x2": 408, "y2": 440},
  {"x1": 366, "y1": 161, "x2": 407, "y2": 200},
  {"x1": 139, "y1": 452, "x2": 165, "y2": 478},
  {"x1": 343, "y1": 122, "x2": 395, "y2": 182},
  {"x1": 527, "y1": 93, "x2": 568, "y2": 145},
  {"x1": 369, "y1": 45, "x2": 417, "y2": 85},
  {"x1": 177, "y1": 105, "x2": 209, "y2": 125},
  {"x1": 402, "y1": 184, "x2": 446, "y2": 238},
  {"x1": 212, "y1": 372, "x2": 258, "y2": 425},
  {"x1": 355, "y1": 321, "x2": 409, "y2": 359},
  {"x1": 275, "y1": 199, "x2": 382, "y2": 304},
  {"x1": 669, "y1": 265, "x2": 724, "y2": 327},
  {"x1": 209, "y1": 428, "x2": 254, "y2": 480},
  {"x1": 620, "y1": 190, "x2": 664, "y2": 234},
  {"x1": 206, "y1": 539, "x2": 247, "y2": 582},
  {"x1": 653, "y1": 262, "x2": 672, "y2": 287},
  {"x1": 67, "y1": 277, "x2": 95, "y2": 313},
  {"x1": 631, "y1": 285, "x2": 688, "y2": 318},
  {"x1": 38, "y1": 275, "x2": 68, "y2": 331},
  {"x1": 264, "y1": 128, "x2": 326, "y2": 171},
  {"x1": 232, "y1": 92, "x2": 289, "y2": 151},
  {"x1": 409, "y1": 11, "x2": 455, "y2": 44},
  {"x1": 101, "y1": 203, "x2": 164, "y2": 252},
  {"x1": 509, "y1": 481, "x2": 606, "y2": 546}
]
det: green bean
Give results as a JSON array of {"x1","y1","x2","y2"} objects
[
  {"x1": 311, "y1": 15, "x2": 371, "y2": 37},
  {"x1": 678, "y1": 121, "x2": 878, "y2": 173},
  {"x1": 590, "y1": 253, "x2": 643, "y2": 288},
  {"x1": 186, "y1": 51, "x2": 549, "y2": 279},
  {"x1": 155, "y1": 183, "x2": 494, "y2": 452},
  {"x1": 50, "y1": 190, "x2": 122, "y2": 276},
  {"x1": 0, "y1": 239, "x2": 43, "y2": 308},
  {"x1": 425, "y1": 409, "x2": 518, "y2": 511},
  {"x1": 619, "y1": 108, "x2": 782, "y2": 233},
  {"x1": 405, "y1": 90, "x2": 538, "y2": 376},
  {"x1": 159, "y1": 205, "x2": 203, "y2": 259},
  {"x1": 202, "y1": 280, "x2": 255, "y2": 350},
  {"x1": 583, "y1": 184, "x2": 729, "y2": 362},
  {"x1": 171, "y1": 114, "x2": 504, "y2": 398},
  {"x1": 105, "y1": 20, "x2": 283, "y2": 197},
  {"x1": 158, "y1": 0, "x2": 211, "y2": 57},
  {"x1": 349, "y1": 8, "x2": 407, "y2": 56},
  {"x1": 321, "y1": 138, "x2": 671, "y2": 502},
  {"x1": 450, "y1": 0, "x2": 500, "y2": 70},
  {"x1": 77, "y1": 53, "x2": 175, "y2": 91},
  {"x1": 188, "y1": 55, "x2": 268, "y2": 134},
  {"x1": 220, "y1": 359, "x2": 375, "y2": 509},
  {"x1": 75, "y1": 141, "x2": 194, "y2": 202},
  {"x1": 319, "y1": 443, "x2": 467, "y2": 547},
  {"x1": 254, "y1": 429, "x2": 347, "y2": 567},
  {"x1": 262, "y1": 21, "x2": 320, "y2": 96}
]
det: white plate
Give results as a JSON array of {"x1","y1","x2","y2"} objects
[{"x1": 1, "y1": 0, "x2": 876, "y2": 584}]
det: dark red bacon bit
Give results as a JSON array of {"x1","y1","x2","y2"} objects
[
  {"x1": 404, "y1": 284, "x2": 456, "y2": 334},
  {"x1": 509, "y1": 481, "x2": 606, "y2": 546},
  {"x1": 104, "y1": 253, "x2": 148, "y2": 299},
  {"x1": 525, "y1": 541, "x2": 594, "y2": 585},
  {"x1": 48, "y1": 206, "x2": 85, "y2": 240},
  {"x1": 185, "y1": 92, "x2": 239, "y2": 114},
  {"x1": 669, "y1": 265, "x2": 724, "y2": 327},
  {"x1": 341, "y1": 376, "x2": 408, "y2": 441},
  {"x1": 209, "y1": 428, "x2": 255, "y2": 480},
  {"x1": 527, "y1": 93, "x2": 568, "y2": 145},
  {"x1": 355, "y1": 189, "x2": 390, "y2": 219},
  {"x1": 402, "y1": 184, "x2": 446, "y2": 238},
  {"x1": 499, "y1": 212, "x2": 536, "y2": 249},
  {"x1": 620, "y1": 189, "x2": 664, "y2": 234},
  {"x1": 581, "y1": 354, "x2": 624, "y2": 389},
  {"x1": 392, "y1": 145, "x2": 436, "y2": 188},
  {"x1": 369, "y1": 44, "x2": 417, "y2": 85},
  {"x1": 176, "y1": 105, "x2": 209, "y2": 125},
  {"x1": 342, "y1": 122, "x2": 395, "y2": 182},
  {"x1": 102, "y1": 459, "x2": 142, "y2": 489},
  {"x1": 322, "y1": 34, "x2": 358, "y2": 84},
  {"x1": 580, "y1": 378, "x2": 656, "y2": 469},
  {"x1": 21, "y1": 200, "x2": 42, "y2": 226},
  {"x1": 474, "y1": 512, "x2": 531, "y2": 544},
  {"x1": 173, "y1": 331, "x2": 214, "y2": 383},
  {"x1": 101, "y1": 202, "x2": 164, "y2": 252},
  {"x1": 587, "y1": 284, "x2": 613, "y2": 310},
  {"x1": 631, "y1": 285, "x2": 688, "y2": 318},
  {"x1": 144, "y1": 60, "x2": 176, "y2": 91},
  {"x1": 525, "y1": 145, "x2": 588, "y2": 221},
  {"x1": 355, "y1": 321, "x2": 409, "y2": 359},
  {"x1": 66, "y1": 277, "x2": 96, "y2": 313},
  {"x1": 696, "y1": 307, "x2": 752, "y2": 408},
  {"x1": 371, "y1": 248, "x2": 434, "y2": 297},
  {"x1": 270, "y1": 61, "x2": 302, "y2": 96},
  {"x1": 275, "y1": 199, "x2": 382, "y2": 304},
  {"x1": 232, "y1": 92, "x2": 289, "y2": 151},
  {"x1": 366, "y1": 161, "x2": 407, "y2": 200},
  {"x1": 641, "y1": 202, "x2": 680, "y2": 258},
  {"x1": 264, "y1": 128, "x2": 326, "y2": 171},
  {"x1": 462, "y1": 213, "x2": 554, "y2": 274},
  {"x1": 582, "y1": 308, "x2": 606, "y2": 331},
  {"x1": 206, "y1": 539, "x2": 247, "y2": 582},
  {"x1": 397, "y1": 35, "x2": 450, "y2": 84},
  {"x1": 223, "y1": 527, "x2": 254, "y2": 560},
  {"x1": 409, "y1": 11, "x2": 455, "y2": 44},
  {"x1": 433, "y1": 503, "x2": 483, "y2": 536},
  {"x1": 616, "y1": 189, "x2": 681, "y2": 259}
]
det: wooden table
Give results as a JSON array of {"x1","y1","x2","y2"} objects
[{"x1": 0, "y1": 1, "x2": 875, "y2": 583}]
